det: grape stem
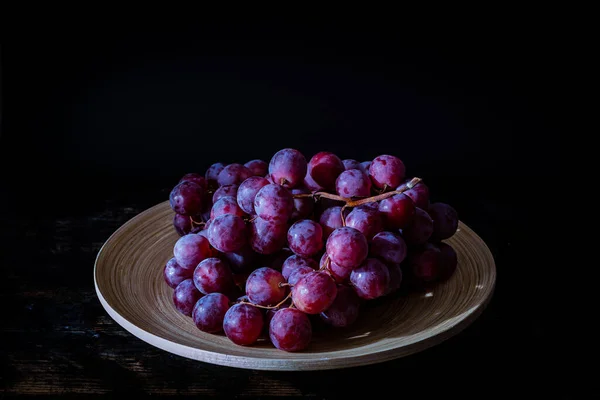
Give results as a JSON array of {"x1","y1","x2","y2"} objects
[
  {"x1": 238, "y1": 291, "x2": 293, "y2": 310},
  {"x1": 189, "y1": 217, "x2": 205, "y2": 227}
]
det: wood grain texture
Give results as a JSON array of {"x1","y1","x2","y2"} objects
[{"x1": 94, "y1": 201, "x2": 496, "y2": 371}]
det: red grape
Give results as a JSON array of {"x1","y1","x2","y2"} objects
[
  {"x1": 210, "y1": 196, "x2": 245, "y2": 219},
  {"x1": 207, "y1": 214, "x2": 247, "y2": 253},
  {"x1": 408, "y1": 243, "x2": 441, "y2": 282},
  {"x1": 265, "y1": 303, "x2": 290, "y2": 327},
  {"x1": 378, "y1": 193, "x2": 416, "y2": 229},
  {"x1": 282, "y1": 255, "x2": 318, "y2": 280},
  {"x1": 401, "y1": 207, "x2": 434, "y2": 245},
  {"x1": 370, "y1": 231, "x2": 407, "y2": 264},
  {"x1": 254, "y1": 184, "x2": 294, "y2": 224},
  {"x1": 428, "y1": 203, "x2": 459, "y2": 240},
  {"x1": 287, "y1": 219, "x2": 323, "y2": 257},
  {"x1": 291, "y1": 271, "x2": 337, "y2": 314},
  {"x1": 319, "y1": 253, "x2": 351, "y2": 283},
  {"x1": 179, "y1": 173, "x2": 207, "y2": 190},
  {"x1": 244, "y1": 159, "x2": 268, "y2": 177},
  {"x1": 397, "y1": 180, "x2": 430, "y2": 209},
  {"x1": 163, "y1": 257, "x2": 192, "y2": 289},
  {"x1": 437, "y1": 242, "x2": 458, "y2": 281},
  {"x1": 385, "y1": 263, "x2": 403, "y2": 294},
  {"x1": 335, "y1": 169, "x2": 372, "y2": 198},
  {"x1": 304, "y1": 172, "x2": 324, "y2": 192},
  {"x1": 308, "y1": 151, "x2": 345, "y2": 190},
  {"x1": 345, "y1": 206, "x2": 384, "y2": 241},
  {"x1": 360, "y1": 161, "x2": 371, "y2": 174},
  {"x1": 287, "y1": 265, "x2": 316, "y2": 286},
  {"x1": 268, "y1": 148, "x2": 307, "y2": 188},
  {"x1": 368, "y1": 155, "x2": 406, "y2": 190},
  {"x1": 173, "y1": 279, "x2": 203, "y2": 316},
  {"x1": 169, "y1": 181, "x2": 205, "y2": 216},
  {"x1": 290, "y1": 187, "x2": 314, "y2": 221},
  {"x1": 326, "y1": 227, "x2": 368, "y2": 269},
  {"x1": 342, "y1": 159, "x2": 362, "y2": 171},
  {"x1": 222, "y1": 245, "x2": 259, "y2": 274},
  {"x1": 173, "y1": 213, "x2": 193, "y2": 236},
  {"x1": 249, "y1": 217, "x2": 288, "y2": 255},
  {"x1": 245, "y1": 267, "x2": 287, "y2": 306},
  {"x1": 319, "y1": 206, "x2": 344, "y2": 240},
  {"x1": 192, "y1": 293, "x2": 230, "y2": 333},
  {"x1": 173, "y1": 234, "x2": 213, "y2": 270},
  {"x1": 205, "y1": 162, "x2": 225, "y2": 186},
  {"x1": 269, "y1": 308, "x2": 312, "y2": 352},
  {"x1": 217, "y1": 163, "x2": 253, "y2": 186},
  {"x1": 212, "y1": 184, "x2": 239, "y2": 204},
  {"x1": 237, "y1": 176, "x2": 269, "y2": 215},
  {"x1": 223, "y1": 303, "x2": 264, "y2": 346},
  {"x1": 320, "y1": 286, "x2": 360, "y2": 327},
  {"x1": 193, "y1": 258, "x2": 234, "y2": 295},
  {"x1": 350, "y1": 258, "x2": 390, "y2": 300}
]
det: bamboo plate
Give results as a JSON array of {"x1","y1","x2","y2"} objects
[{"x1": 94, "y1": 201, "x2": 496, "y2": 371}]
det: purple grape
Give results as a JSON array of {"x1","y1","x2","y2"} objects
[
  {"x1": 326, "y1": 227, "x2": 368, "y2": 269},
  {"x1": 304, "y1": 172, "x2": 324, "y2": 192},
  {"x1": 222, "y1": 245, "x2": 259, "y2": 273},
  {"x1": 244, "y1": 159, "x2": 268, "y2": 177},
  {"x1": 319, "y1": 253, "x2": 351, "y2": 283},
  {"x1": 335, "y1": 169, "x2": 372, "y2": 198},
  {"x1": 320, "y1": 286, "x2": 360, "y2": 327},
  {"x1": 292, "y1": 271, "x2": 337, "y2": 314},
  {"x1": 360, "y1": 161, "x2": 371, "y2": 174},
  {"x1": 217, "y1": 163, "x2": 253, "y2": 186},
  {"x1": 265, "y1": 174, "x2": 275, "y2": 184},
  {"x1": 207, "y1": 214, "x2": 247, "y2": 253},
  {"x1": 368, "y1": 155, "x2": 406, "y2": 190},
  {"x1": 378, "y1": 193, "x2": 416, "y2": 229},
  {"x1": 205, "y1": 163, "x2": 225, "y2": 186},
  {"x1": 237, "y1": 176, "x2": 269, "y2": 215},
  {"x1": 282, "y1": 255, "x2": 318, "y2": 280},
  {"x1": 437, "y1": 242, "x2": 458, "y2": 281},
  {"x1": 192, "y1": 293, "x2": 230, "y2": 333},
  {"x1": 287, "y1": 265, "x2": 315, "y2": 286},
  {"x1": 223, "y1": 303, "x2": 264, "y2": 346},
  {"x1": 265, "y1": 303, "x2": 290, "y2": 327},
  {"x1": 179, "y1": 173, "x2": 207, "y2": 190},
  {"x1": 350, "y1": 258, "x2": 390, "y2": 300},
  {"x1": 401, "y1": 207, "x2": 434, "y2": 245},
  {"x1": 269, "y1": 308, "x2": 312, "y2": 352},
  {"x1": 268, "y1": 148, "x2": 307, "y2": 188},
  {"x1": 290, "y1": 187, "x2": 314, "y2": 221},
  {"x1": 342, "y1": 159, "x2": 362, "y2": 171},
  {"x1": 370, "y1": 231, "x2": 407, "y2": 264},
  {"x1": 173, "y1": 213, "x2": 193, "y2": 236},
  {"x1": 319, "y1": 206, "x2": 344, "y2": 240},
  {"x1": 254, "y1": 184, "x2": 294, "y2": 224},
  {"x1": 345, "y1": 206, "x2": 384, "y2": 241},
  {"x1": 212, "y1": 184, "x2": 239, "y2": 204},
  {"x1": 210, "y1": 196, "x2": 246, "y2": 220},
  {"x1": 173, "y1": 279, "x2": 203, "y2": 316},
  {"x1": 385, "y1": 263, "x2": 403, "y2": 294},
  {"x1": 428, "y1": 203, "x2": 459, "y2": 240},
  {"x1": 193, "y1": 257, "x2": 234, "y2": 295},
  {"x1": 169, "y1": 181, "x2": 205, "y2": 216},
  {"x1": 308, "y1": 151, "x2": 345, "y2": 190},
  {"x1": 173, "y1": 234, "x2": 213, "y2": 270},
  {"x1": 245, "y1": 267, "x2": 287, "y2": 306},
  {"x1": 249, "y1": 217, "x2": 288, "y2": 255},
  {"x1": 408, "y1": 243, "x2": 441, "y2": 282},
  {"x1": 164, "y1": 257, "x2": 192, "y2": 289},
  {"x1": 397, "y1": 180, "x2": 430, "y2": 209},
  {"x1": 287, "y1": 220, "x2": 323, "y2": 257}
]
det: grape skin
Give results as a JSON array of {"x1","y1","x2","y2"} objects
[
  {"x1": 173, "y1": 279, "x2": 203, "y2": 316},
  {"x1": 245, "y1": 267, "x2": 287, "y2": 306},
  {"x1": 291, "y1": 271, "x2": 337, "y2": 314},
  {"x1": 437, "y1": 242, "x2": 458, "y2": 281},
  {"x1": 408, "y1": 243, "x2": 441, "y2": 282},
  {"x1": 173, "y1": 234, "x2": 213, "y2": 270},
  {"x1": 326, "y1": 227, "x2": 369, "y2": 269},
  {"x1": 320, "y1": 286, "x2": 360, "y2": 327},
  {"x1": 319, "y1": 206, "x2": 344, "y2": 240},
  {"x1": 236, "y1": 177, "x2": 269, "y2": 215},
  {"x1": 378, "y1": 193, "x2": 416, "y2": 229},
  {"x1": 207, "y1": 214, "x2": 247, "y2": 253},
  {"x1": 169, "y1": 181, "x2": 205, "y2": 216},
  {"x1": 319, "y1": 253, "x2": 351, "y2": 283},
  {"x1": 217, "y1": 163, "x2": 253, "y2": 186},
  {"x1": 282, "y1": 255, "x2": 318, "y2": 280},
  {"x1": 287, "y1": 219, "x2": 323, "y2": 257},
  {"x1": 401, "y1": 207, "x2": 434, "y2": 245},
  {"x1": 368, "y1": 155, "x2": 406, "y2": 190},
  {"x1": 249, "y1": 217, "x2": 288, "y2": 255},
  {"x1": 350, "y1": 258, "x2": 390, "y2": 300},
  {"x1": 205, "y1": 163, "x2": 225, "y2": 186},
  {"x1": 269, "y1": 308, "x2": 312, "y2": 352},
  {"x1": 193, "y1": 257, "x2": 234, "y2": 295},
  {"x1": 254, "y1": 184, "x2": 294, "y2": 224},
  {"x1": 370, "y1": 231, "x2": 407, "y2": 264},
  {"x1": 397, "y1": 180, "x2": 430, "y2": 210},
  {"x1": 268, "y1": 148, "x2": 307, "y2": 188},
  {"x1": 222, "y1": 245, "x2": 259, "y2": 274},
  {"x1": 244, "y1": 159, "x2": 268, "y2": 177},
  {"x1": 164, "y1": 257, "x2": 192, "y2": 289},
  {"x1": 345, "y1": 206, "x2": 384, "y2": 241},
  {"x1": 342, "y1": 159, "x2": 362, "y2": 171},
  {"x1": 210, "y1": 196, "x2": 246, "y2": 219},
  {"x1": 179, "y1": 173, "x2": 207, "y2": 190},
  {"x1": 428, "y1": 203, "x2": 459, "y2": 241},
  {"x1": 335, "y1": 169, "x2": 372, "y2": 198},
  {"x1": 212, "y1": 184, "x2": 239, "y2": 204},
  {"x1": 192, "y1": 293, "x2": 230, "y2": 333},
  {"x1": 287, "y1": 265, "x2": 316, "y2": 286},
  {"x1": 304, "y1": 172, "x2": 324, "y2": 192},
  {"x1": 290, "y1": 187, "x2": 314, "y2": 221},
  {"x1": 385, "y1": 263, "x2": 403, "y2": 295},
  {"x1": 223, "y1": 303, "x2": 264, "y2": 346},
  {"x1": 308, "y1": 151, "x2": 345, "y2": 190},
  {"x1": 173, "y1": 213, "x2": 193, "y2": 236}
]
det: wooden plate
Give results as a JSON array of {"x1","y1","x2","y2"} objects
[{"x1": 94, "y1": 201, "x2": 496, "y2": 371}]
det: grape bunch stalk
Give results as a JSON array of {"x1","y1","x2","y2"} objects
[{"x1": 164, "y1": 149, "x2": 459, "y2": 352}]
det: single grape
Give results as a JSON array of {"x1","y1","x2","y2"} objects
[
  {"x1": 207, "y1": 214, "x2": 247, "y2": 253},
  {"x1": 237, "y1": 176, "x2": 269, "y2": 215},
  {"x1": 222, "y1": 245, "x2": 259, "y2": 274},
  {"x1": 173, "y1": 213, "x2": 193, "y2": 236},
  {"x1": 268, "y1": 148, "x2": 307, "y2": 188},
  {"x1": 254, "y1": 184, "x2": 294, "y2": 224},
  {"x1": 205, "y1": 162, "x2": 225, "y2": 186},
  {"x1": 408, "y1": 243, "x2": 441, "y2": 282},
  {"x1": 223, "y1": 303, "x2": 264, "y2": 346},
  {"x1": 326, "y1": 227, "x2": 369, "y2": 269},
  {"x1": 287, "y1": 220, "x2": 323, "y2": 257},
  {"x1": 179, "y1": 173, "x2": 207, "y2": 190},
  {"x1": 192, "y1": 293, "x2": 230, "y2": 333},
  {"x1": 173, "y1": 279, "x2": 203, "y2": 316},
  {"x1": 385, "y1": 263, "x2": 403, "y2": 295},
  {"x1": 249, "y1": 217, "x2": 288, "y2": 255},
  {"x1": 169, "y1": 181, "x2": 205, "y2": 216},
  {"x1": 401, "y1": 207, "x2": 434, "y2": 245},
  {"x1": 290, "y1": 187, "x2": 314, "y2": 221},
  {"x1": 320, "y1": 286, "x2": 360, "y2": 327},
  {"x1": 287, "y1": 265, "x2": 316, "y2": 286},
  {"x1": 263, "y1": 248, "x2": 294, "y2": 271},
  {"x1": 360, "y1": 161, "x2": 371, "y2": 175},
  {"x1": 342, "y1": 159, "x2": 362, "y2": 171},
  {"x1": 397, "y1": 180, "x2": 430, "y2": 210},
  {"x1": 217, "y1": 164, "x2": 253, "y2": 186},
  {"x1": 378, "y1": 193, "x2": 416, "y2": 229},
  {"x1": 244, "y1": 159, "x2": 268, "y2": 177},
  {"x1": 319, "y1": 206, "x2": 344, "y2": 240},
  {"x1": 345, "y1": 206, "x2": 384, "y2": 241},
  {"x1": 437, "y1": 242, "x2": 458, "y2": 281},
  {"x1": 174, "y1": 234, "x2": 213, "y2": 270},
  {"x1": 210, "y1": 196, "x2": 245, "y2": 220},
  {"x1": 428, "y1": 203, "x2": 459, "y2": 240},
  {"x1": 269, "y1": 308, "x2": 312, "y2": 352},
  {"x1": 350, "y1": 258, "x2": 390, "y2": 300},
  {"x1": 370, "y1": 231, "x2": 407, "y2": 264},
  {"x1": 164, "y1": 257, "x2": 192, "y2": 288},
  {"x1": 368, "y1": 155, "x2": 406, "y2": 190},
  {"x1": 319, "y1": 253, "x2": 351, "y2": 283},
  {"x1": 291, "y1": 271, "x2": 337, "y2": 314},
  {"x1": 193, "y1": 258, "x2": 234, "y2": 295},
  {"x1": 245, "y1": 267, "x2": 287, "y2": 306},
  {"x1": 265, "y1": 303, "x2": 290, "y2": 327},
  {"x1": 282, "y1": 255, "x2": 318, "y2": 280},
  {"x1": 304, "y1": 172, "x2": 324, "y2": 192},
  {"x1": 212, "y1": 184, "x2": 239, "y2": 204},
  {"x1": 308, "y1": 151, "x2": 345, "y2": 190},
  {"x1": 335, "y1": 169, "x2": 372, "y2": 198}
]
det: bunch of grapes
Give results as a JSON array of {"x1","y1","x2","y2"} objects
[{"x1": 163, "y1": 149, "x2": 459, "y2": 352}]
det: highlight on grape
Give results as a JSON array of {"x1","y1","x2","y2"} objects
[{"x1": 164, "y1": 149, "x2": 459, "y2": 352}]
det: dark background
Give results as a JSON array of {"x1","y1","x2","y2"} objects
[{"x1": 1, "y1": 18, "x2": 562, "y2": 398}]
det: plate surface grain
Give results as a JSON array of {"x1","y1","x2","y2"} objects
[{"x1": 94, "y1": 201, "x2": 496, "y2": 371}]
